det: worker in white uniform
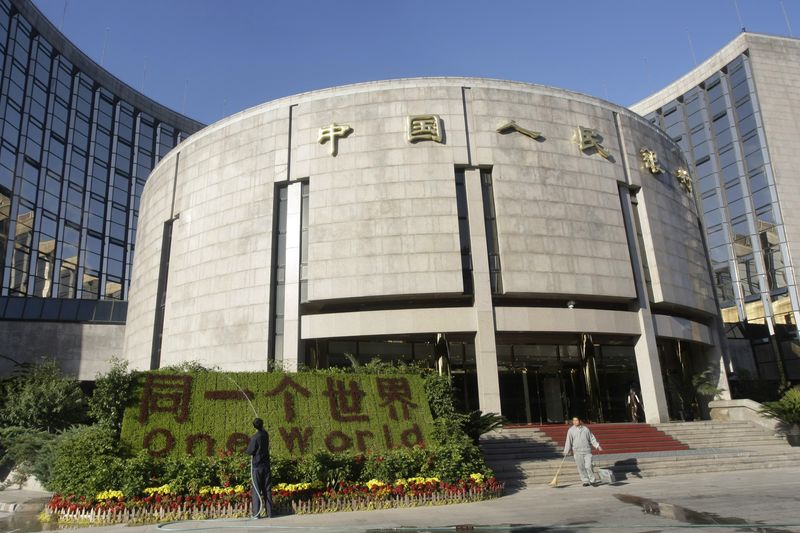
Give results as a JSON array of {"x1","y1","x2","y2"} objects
[{"x1": 563, "y1": 416, "x2": 603, "y2": 486}]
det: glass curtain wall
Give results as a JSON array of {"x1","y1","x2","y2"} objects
[
  {"x1": 0, "y1": 0, "x2": 199, "y2": 322},
  {"x1": 645, "y1": 53, "x2": 800, "y2": 388}
]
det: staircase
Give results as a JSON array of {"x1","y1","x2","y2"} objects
[
  {"x1": 481, "y1": 421, "x2": 800, "y2": 488},
  {"x1": 529, "y1": 423, "x2": 689, "y2": 455}
]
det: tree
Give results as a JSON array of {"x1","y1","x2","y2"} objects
[
  {"x1": 0, "y1": 358, "x2": 87, "y2": 432},
  {"x1": 89, "y1": 356, "x2": 137, "y2": 434}
]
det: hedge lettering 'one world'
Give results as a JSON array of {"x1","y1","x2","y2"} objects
[{"x1": 120, "y1": 372, "x2": 435, "y2": 458}]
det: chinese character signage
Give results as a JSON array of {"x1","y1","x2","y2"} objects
[
  {"x1": 639, "y1": 148, "x2": 664, "y2": 174},
  {"x1": 121, "y1": 372, "x2": 432, "y2": 459},
  {"x1": 576, "y1": 126, "x2": 611, "y2": 159},
  {"x1": 318, "y1": 123, "x2": 353, "y2": 156},
  {"x1": 407, "y1": 115, "x2": 443, "y2": 143}
]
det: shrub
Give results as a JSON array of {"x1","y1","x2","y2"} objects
[
  {"x1": 119, "y1": 450, "x2": 163, "y2": 497},
  {"x1": 0, "y1": 358, "x2": 87, "y2": 432},
  {"x1": 424, "y1": 374, "x2": 458, "y2": 419},
  {"x1": 271, "y1": 456, "x2": 299, "y2": 485},
  {"x1": 463, "y1": 410, "x2": 506, "y2": 445},
  {"x1": 89, "y1": 357, "x2": 137, "y2": 434},
  {"x1": 161, "y1": 455, "x2": 217, "y2": 495},
  {"x1": 0, "y1": 426, "x2": 58, "y2": 486},
  {"x1": 760, "y1": 387, "x2": 800, "y2": 427},
  {"x1": 296, "y1": 452, "x2": 358, "y2": 485},
  {"x1": 359, "y1": 445, "x2": 430, "y2": 482},
  {"x1": 48, "y1": 425, "x2": 122, "y2": 497},
  {"x1": 427, "y1": 437, "x2": 490, "y2": 483}
]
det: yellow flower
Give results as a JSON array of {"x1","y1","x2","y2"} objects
[
  {"x1": 143, "y1": 484, "x2": 172, "y2": 496},
  {"x1": 470, "y1": 473, "x2": 485, "y2": 484},
  {"x1": 366, "y1": 479, "x2": 386, "y2": 490},
  {"x1": 96, "y1": 490, "x2": 124, "y2": 501}
]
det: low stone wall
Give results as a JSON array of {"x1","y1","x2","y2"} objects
[{"x1": 708, "y1": 399, "x2": 780, "y2": 433}]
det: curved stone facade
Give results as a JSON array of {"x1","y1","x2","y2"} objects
[{"x1": 124, "y1": 78, "x2": 726, "y2": 423}]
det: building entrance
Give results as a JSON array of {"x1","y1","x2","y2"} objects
[{"x1": 497, "y1": 337, "x2": 639, "y2": 424}]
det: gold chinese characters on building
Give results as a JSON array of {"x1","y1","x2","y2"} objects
[
  {"x1": 496, "y1": 120, "x2": 542, "y2": 140},
  {"x1": 318, "y1": 123, "x2": 353, "y2": 156},
  {"x1": 640, "y1": 148, "x2": 664, "y2": 174},
  {"x1": 407, "y1": 115, "x2": 443, "y2": 143},
  {"x1": 576, "y1": 126, "x2": 610, "y2": 159},
  {"x1": 676, "y1": 168, "x2": 693, "y2": 194}
]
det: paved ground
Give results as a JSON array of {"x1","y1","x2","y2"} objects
[{"x1": 2, "y1": 467, "x2": 800, "y2": 532}]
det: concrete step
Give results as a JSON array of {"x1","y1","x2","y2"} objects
[
  {"x1": 491, "y1": 452, "x2": 800, "y2": 484},
  {"x1": 483, "y1": 420, "x2": 799, "y2": 487}
]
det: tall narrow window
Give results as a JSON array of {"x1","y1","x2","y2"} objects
[
  {"x1": 480, "y1": 170, "x2": 502, "y2": 294},
  {"x1": 270, "y1": 185, "x2": 288, "y2": 366},
  {"x1": 299, "y1": 181, "x2": 309, "y2": 303},
  {"x1": 150, "y1": 216, "x2": 175, "y2": 370},
  {"x1": 454, "y1": 170, "x2": 473, "y2": 294}
]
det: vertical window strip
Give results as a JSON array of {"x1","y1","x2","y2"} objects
[
  {"x1": 454, "y1": 169, "x2": 473, "y2": 295},
  {"x1": 270, "y1": 184, "x2": 288, "y2": 366},
  {"x1": 480, "y1": 169, "x2": 502, "y2": 294},
  {"x1": 150, "y1": 216, "x2": 175, "y2": 370},
  {"x1": 299, "y1": 181, "x2": 309, "y2": 303}
]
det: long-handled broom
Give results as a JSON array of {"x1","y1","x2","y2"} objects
[{"x1": 548, "y1": 454, "x2": 568, "y2": 487}]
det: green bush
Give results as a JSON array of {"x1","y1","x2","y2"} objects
[
  {"x1": 428, "y1": 437, "x2": 490, "y2": 483},
  {"x1": 0, "y1": 426, "x2": 58, "y2": 486},
  {"x1": 161, "y1": 455, "x2": 217, "y2": 494},
  {"x1": 48, "y1": 425, "x2": 122, "y2": 497},
  {"x1": 359, "y1": 445, "x2": 430, "y2": 482},
  {"x1": 463, "y1": 410, "x2": 506, "y2": 445},
  {"x1": 118, "y1": 450, "x2": 163, "y2": 497},
  {"x1": 296, "y1": 451, "x2": 359, "y2": 485},
  {"x1": 761, "y1": 386, "x2": 800, "y2": 427},
  {"x1": 424, "y1": 374, "x2": 458, "y2": 418},
  {"x1": 89, "y1": 357, "x2": 138, "y2": 434},
  {"x1": 270, "y1": 456, "x2": 299, "y2": 485},
  {"x1": 0, "y1": 358, "x2": 87, "y2": 432},
  {"x1": 214, "y1": 452, "x2": 250, "y2": 488}
]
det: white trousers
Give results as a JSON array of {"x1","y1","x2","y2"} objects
[{"x1": 573, "y1": 452, "x2": 596, "y2": 483}]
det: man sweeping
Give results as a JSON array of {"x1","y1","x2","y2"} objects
[{"x1": 563, "y1": 416, "x2": 602, "y2": 487}]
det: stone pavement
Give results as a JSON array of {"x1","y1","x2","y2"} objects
[{"x1": 2, "y1": 467, "x2": 800, "y2": 532}]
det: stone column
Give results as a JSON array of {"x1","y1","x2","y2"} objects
[
  {"x1": 620, "y1": 188, "x2": 671, "y2": 423},
  {"x1": 281, "y1": 181, "x2": 303, "y2": 371},
  {"x1": 464, "y1": 168, "x2": 502, "y2": 415}
]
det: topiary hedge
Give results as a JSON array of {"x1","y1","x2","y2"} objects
[{"x1": 120, "y1": 371, "x2": 435, "y2": 459}]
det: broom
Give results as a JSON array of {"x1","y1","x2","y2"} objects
[{"x1": 548, "y1": 454, "x2": 568, "y2": 487}]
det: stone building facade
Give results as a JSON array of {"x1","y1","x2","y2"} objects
[{"x1": 123, "y1": 78, "x2": 728, "y2": 423}]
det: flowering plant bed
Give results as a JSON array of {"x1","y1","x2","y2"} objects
[{"x1": 41, "y1": 475, "x2": 503, "y2": 526}]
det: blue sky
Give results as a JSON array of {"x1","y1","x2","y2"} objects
[{"x1": 32, "y1": 0, "x2": 799, "y2": 126}]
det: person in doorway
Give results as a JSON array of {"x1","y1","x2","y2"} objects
[
  {"x1": 626, "y1": 386, "x2": 643, "y2": 423},
  {"x1": 246, "y1": 418, "x2": 273, "y2": 518},
  {"x1": 563, "y1": 416, "x2": 602, "y2": 486}
]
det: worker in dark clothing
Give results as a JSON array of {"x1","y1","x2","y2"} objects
[{"x1": 245, "y1": 418, "x2": 273, "y2": 518}]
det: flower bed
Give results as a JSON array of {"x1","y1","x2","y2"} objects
[{"x1": 41, "y1": 476, "x2": 504, "y2": 526}]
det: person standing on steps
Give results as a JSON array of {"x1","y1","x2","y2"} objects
[
  {"x1": 563, "y1": 416, "x2": 602, "y2": 486},
  {"x1": 246, "y1": 418, "x2": 273, "y2": 518},
  {"x1": 627, "y1": 386, "x2": 643, "y2": 422}
]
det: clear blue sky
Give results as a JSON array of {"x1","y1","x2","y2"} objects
[{"x1": 32, "y1": 0, "x2": 800, "y2": 126}]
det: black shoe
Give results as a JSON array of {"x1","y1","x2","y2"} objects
[
  {"x1": 591, "y1": 482, "x2": 600, "y2": 487},
  {"x1": 582, "y1": 482, "x2": 590, "y2": 487}
]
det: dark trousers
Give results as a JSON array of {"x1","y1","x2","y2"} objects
[{"x1": 251, "y1": 465, "x2": 273, "y2": 518}]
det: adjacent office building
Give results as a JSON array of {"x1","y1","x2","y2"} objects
[
  {"x1": 633, "y1": 33, "x2": 800, "y2": 394},
  {"x1": 122, "y1": 78, "x2": 728, "y2": 424},
  {"x1": 0, "y1": 0, "x2": 203, "y2": 379}
]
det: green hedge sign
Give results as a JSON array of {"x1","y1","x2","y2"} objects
[{"x1": 120, "y1": 372, "x2": 434, "y2": 459}]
